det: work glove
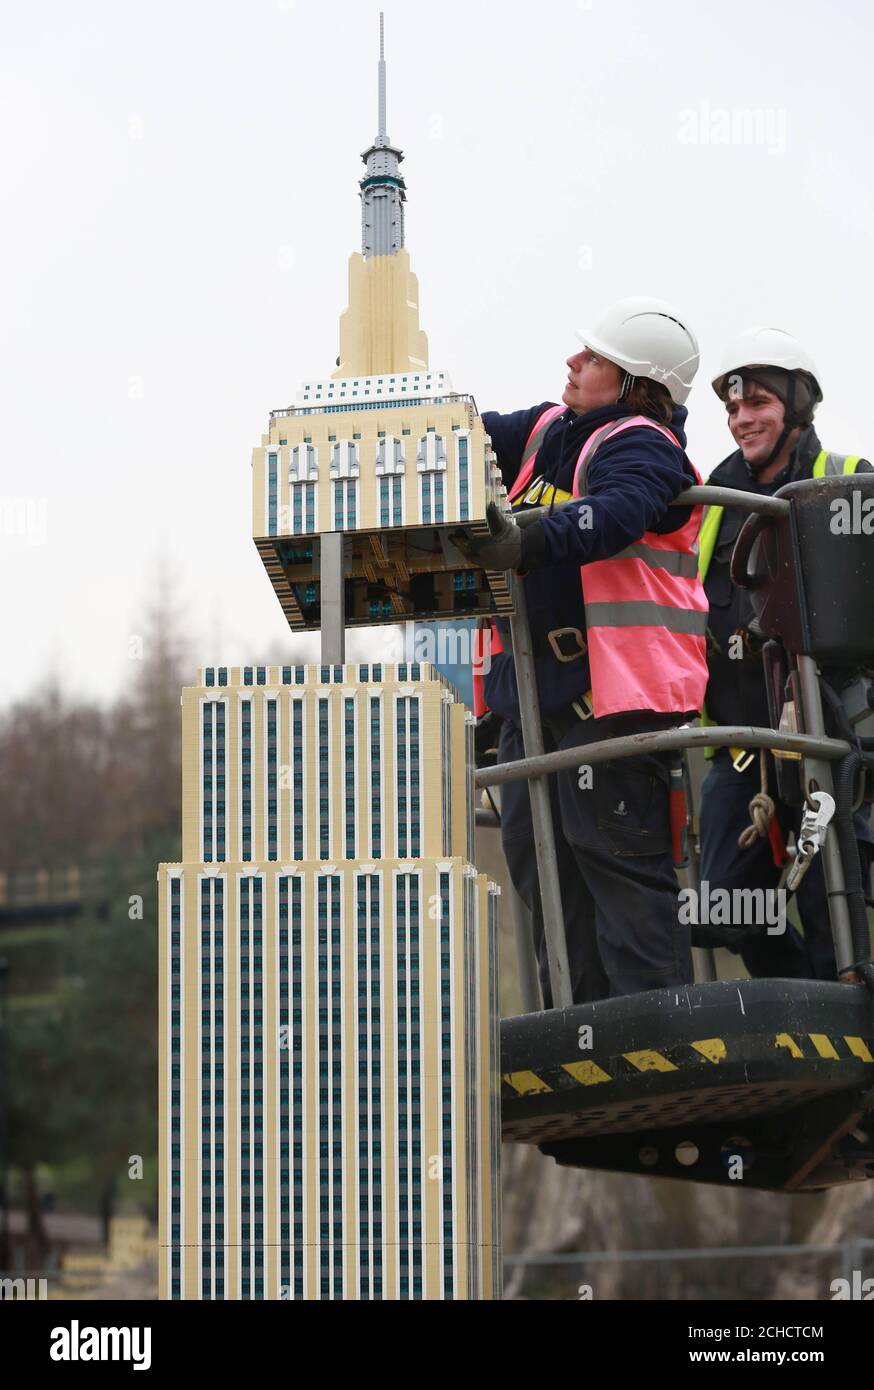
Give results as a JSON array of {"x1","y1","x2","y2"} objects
[{"x1": 451, "y1": 502, "x2": 546, "y2": 572}]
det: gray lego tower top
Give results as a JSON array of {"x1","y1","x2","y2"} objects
[{"x1": 360, "y1": 12, "x2": 406, "y2": 258}]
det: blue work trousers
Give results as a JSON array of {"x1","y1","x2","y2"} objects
[{"x1": 498, "y1": 716, "x2": 693, "y2": 1007}]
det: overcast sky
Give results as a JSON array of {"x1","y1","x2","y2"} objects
[{"x1": 2, "y1": 0, "x2": 872, "y2": 705}]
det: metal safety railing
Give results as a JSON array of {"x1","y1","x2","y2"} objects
[{"x1": 319, "y1": 485, "x2": 864, "y2": 1015}]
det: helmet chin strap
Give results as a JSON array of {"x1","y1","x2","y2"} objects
[
  {"x1": 748, "y1": 423, "x2": 793, "y2": 474},
  {"x1": 617, "y1": 371, "x2": 634, "y2": 402}
]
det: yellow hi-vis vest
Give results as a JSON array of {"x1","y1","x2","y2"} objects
[{"x1": 698, "y1": 450, "x2": 863, "y2": 756}]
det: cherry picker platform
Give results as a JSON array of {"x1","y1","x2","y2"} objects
[{"x1": 501, "y1": 979, "x2": 874, "y2": 1191}]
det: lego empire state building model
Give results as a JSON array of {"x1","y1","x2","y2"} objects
[{"x1": 158, "y1": 15, "x2": 503, "y2": 1301}]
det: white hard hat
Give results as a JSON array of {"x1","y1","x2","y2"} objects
[
  {"x1": 576, "y1": 296, "x2": 700, "y2": 405},
  {"x1": 711, "y1": 327, "x2": 823, "y2": 404}
]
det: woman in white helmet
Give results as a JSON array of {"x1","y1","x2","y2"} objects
[
  {"x1": 698, "y1": 327, "x2": 873, "y2": 981},
  {"x1": 455, "y1": 296, "x2": 709, "y2": 1005}
]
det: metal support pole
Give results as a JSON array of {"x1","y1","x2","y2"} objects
[
  {"x1": 693, "y1": 945, "x2": 718, "y2": 984},
  {"x1": 796, "y1": 654, "x2": 855, "y2": 975},
  {"x1": 320, "y1": 532, "x2": 346, "y2": 666},
  {"x1": 681, "y1": 751, "x2": 717, "y2": 984},
  {"x1": 507, "y1": 573, "x2": 573, "y2": 1009},
  {"x1": 508, "y1": 878, "x2": 541, "y2": 1015}
]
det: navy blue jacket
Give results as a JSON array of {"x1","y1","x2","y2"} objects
[{"x1": 480, "y1": 400, "x2": 698, "y2": 721}]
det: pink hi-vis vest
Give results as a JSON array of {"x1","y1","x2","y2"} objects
[{"x1": 515, "y1": 407, "x2": 709, "y2": 719}]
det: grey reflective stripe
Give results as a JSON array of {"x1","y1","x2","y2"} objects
[
  {"x1": 574, "y1": 418, "x2": 681, "y2": 496},
  {"x1": 822, "y1": 452, "x2": 859, "y2": 476},
  {"x1": 584, "y1": 600, "x2": 708, "y2": 635},
  {"x1": 611, "y1": 542, "x2": 699, "y2": 577},
  {"x1": 574, "y1": 422, "x2": 621, "y2": 496},
  {"x1": 521, "y1": 414, "x2": 558, "y2": 469}
]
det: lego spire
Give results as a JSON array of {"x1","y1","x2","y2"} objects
[
  {"x1": 333, "y1": 11, "x2": 429, "y2": 376},
  {"x1": 359, "y1": 11, "x2": 406, "y2": 258},
  {"x1": 378, "y1": 10, "x2": 387, "y2": 141}
]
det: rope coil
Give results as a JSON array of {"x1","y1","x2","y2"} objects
[{"x1": 738, "y1": 749, "x2": 776, "y2": 849}]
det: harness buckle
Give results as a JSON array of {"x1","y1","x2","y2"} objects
[
  {"x1": 547, "y1": 627, "x2": 587, "y2": 664},
  {"x1": 572, "y1": 691, "x2": 595, "y2": 722},
  {"x1": 730, "y1": 746, "x2": 756, "y2": 773}
]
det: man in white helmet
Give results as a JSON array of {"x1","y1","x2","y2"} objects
[
  {"x1": 698, "y1": 328, "x2": 874, "y2": 979},
  {"x1": 454, "y1": 297, "x2": 709, "y2": 1005}
]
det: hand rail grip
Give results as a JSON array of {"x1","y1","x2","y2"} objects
[
  {"x1": 475, "y1": 725, "x2": 851, "y2": 789},
  {"x1": 516, "y1": 485, "x2": 791, "y2": 520}
]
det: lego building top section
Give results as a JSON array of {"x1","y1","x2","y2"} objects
[
  {"x1": 296, "y1": 370, "x2": 454, "y2": 408},
  {"x1": 252, "y1": 400, "x2": 513, "y2": 633},
  {"x1": 253, "y1": 398, "x2": 505, "y2": 535},
  {"x1": 195, "y1": 661, "x2": 461, "y2": 693}
]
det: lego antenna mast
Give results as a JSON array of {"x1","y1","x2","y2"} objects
[{"x1": 378, "y1": 12, "x2": 386, "y2": 141}]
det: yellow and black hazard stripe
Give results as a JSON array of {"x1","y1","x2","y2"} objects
[
  {"x1": 772, "y1": 1032, "x2": 874, "y2": 1062},
  {"x1": 501, "y1": 1032, "x2": 874, "y2": 1099}
]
